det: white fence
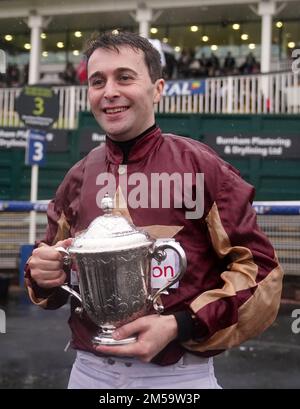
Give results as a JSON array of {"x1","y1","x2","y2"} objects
[
  {"x1": 1, "y1": 71, "x2": 300, "y2": 130},
  {"x1": 156, "y1": 72, "x2": 300, "y2": 115}
]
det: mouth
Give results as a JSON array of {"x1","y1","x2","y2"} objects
[{"x1": 103, "y1": 106, "x2": 129, "y2": 114}]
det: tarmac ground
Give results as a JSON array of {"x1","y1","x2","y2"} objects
[{"x1": 0, "y1": 284, "x2": 300, "y2": 389}]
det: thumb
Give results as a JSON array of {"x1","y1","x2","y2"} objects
[
  {"x1": 55, "y1": 237, "x2": 73, "y2": 248},
  {"x1": 113, "y1": 319, "x2": 143, "y2": 340}
]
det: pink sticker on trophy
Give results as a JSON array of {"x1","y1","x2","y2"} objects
[{"x1": 151, "y1": 239, "x2": 180, "y2": 289}]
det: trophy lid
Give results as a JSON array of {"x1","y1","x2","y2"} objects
[{"x1": 69, "y1": 194, "x2": 152, "y2": 253}]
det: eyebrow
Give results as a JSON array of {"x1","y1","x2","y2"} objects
[{"x1": 88, "y1": 67, "x2": 138, "y2": 82}]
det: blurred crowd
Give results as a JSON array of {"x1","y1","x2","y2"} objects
[
  {"x1": 164, "y1": 50, "x2": 260, "y2": 80},
  {"x1": 0, "y1": 50, "x2": 260, "y2": 88},
  {"x1": 0, "y1": 60, "x2": 87, "y2": 88},
  {"x1": 0, "y1": 63, "x2": 28, "y2": 87}
]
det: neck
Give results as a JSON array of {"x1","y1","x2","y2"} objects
[{"x1": 107, "y1": 124, "x2": 156, "y2": 164}]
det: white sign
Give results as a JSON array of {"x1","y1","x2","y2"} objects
[
  {"x1": 25, "y1": 129, "x2": 46, "y2": 166},
  {"x1": 206, "y1": 133, "x2": 300, "y2": 158},
  {"x1": 0, "y1": 49, "x2": 6, "y2": 74},
  {"x1": 151, "y1": 239, "x2": 180, "y2": 289},
  {"x1": 0, "y1": 309, "x2": 6, "y2": 334}
]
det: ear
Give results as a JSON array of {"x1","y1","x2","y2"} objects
[{"x1": 153, "y1": 79, "x2": 165, "y2": 104}]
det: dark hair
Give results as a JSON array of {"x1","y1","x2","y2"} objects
[{"x1": 84, "y1": 31, "x2": 162, "y2": 83}]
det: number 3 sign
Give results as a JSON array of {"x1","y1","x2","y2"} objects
[
  {"x1": 15, "y1": 85, "x2": 59, "y2": 129},
  {"x1": 15, "y1": 85, "x2": 59, "y2": 167},
  {"x1": 25, "y1": 129, "x2": 46, "y2": 166}
]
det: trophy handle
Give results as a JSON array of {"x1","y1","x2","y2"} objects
[
  {"x1": 150, "y1": 241, "x2": 187, "y2": 313},
  {"x1": 56, "y1": 246, "x2": 83, "y2": 304}
]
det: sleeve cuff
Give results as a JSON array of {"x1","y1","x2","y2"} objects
[{"x1": 173, "y1": 310, "x2": 195, "y2": 342}]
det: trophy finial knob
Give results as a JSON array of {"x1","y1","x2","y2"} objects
[{"x1": 101, "y1": 193, "x2": 114, "y2": 214}]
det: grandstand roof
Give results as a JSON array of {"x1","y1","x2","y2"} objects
[
  {"x1": 0, "y1": 0, "x2": 300, "y2": 30},
  {"x1": 0, "y1": 0, "x2": 299, "y2": 66}
]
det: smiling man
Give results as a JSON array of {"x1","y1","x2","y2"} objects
[
  {"x1": 26, "y1": 31, "x2": 283, "y2": 389},
  {"x1": 87, "y1": 44, "x2": 164, "y2": 141}
]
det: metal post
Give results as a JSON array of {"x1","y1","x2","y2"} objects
[
  {"x1": 226, "y1": 76, "x2": 233, "y2": 113},
  {"x1": 0, "y1": 49, "x2": 6, "y2": 75},
  {"x1": 69, "y1": 86, "x2": 76, "y2": 129},
  {"x1": 28, "y1": 12, "x2": 43, "y2": 84},
  {"x1": 258, "y1": 1, "x2": 275, "y2": 101},
  {"x1": 29, "y1": 165, "x2": 39, "y2": 244},
  {"x1": 27, "y1": 12, "x2": 43, "y2": 244},
  {"x1": 135, "y1": 5, "x2": 153, "y2": 38}
]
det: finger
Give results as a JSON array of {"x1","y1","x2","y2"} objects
[
  {"x1": 55, "y1": 238, "x2": 73, "y2": 248},
  {"x1": 30, "y1": 258, "x2": 63, "y2": 271},
  {"x1": 36, "y1": 276, "x2": 67, "y2": 288},
  {"x1": 34, "y1": 270, "x2": 66, "y2": 285},
  {"x1": 32, "y1": 246, "x2": 62, "y2": 262},
  {"x1": 31, "y1": 268, "x2": 66, "y2": 283},
  {"x1": 37, "y1": 269, "x2": 66, "y2": 280},
  {"x1": 113, "y1": 318, "x2": 147, "y2": 341},
  {"x1": 93, "y1": 343, "x2": 138, "y2": 357},
  {"x1": 38, "y1": 242, "x2": 49, "y2": 248},
  {"x1": 93, "y1": 321, "x2": 145, "y2": 356}
]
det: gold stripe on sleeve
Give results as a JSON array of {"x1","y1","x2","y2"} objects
[
  {"x1": 190, "y1": 202, "x2": 258, "y2": 312},
  {"x1": 184, "y1": 263, "x2": 283, "y2": 351}
]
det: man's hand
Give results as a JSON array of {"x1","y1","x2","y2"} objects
[
  {"x1": 28, "y1": 238, "x2": 73, "y2": 288},
  {"x1": 94, "y1": 314, "x2": 178, "y2": 362}
]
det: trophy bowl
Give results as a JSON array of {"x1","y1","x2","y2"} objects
[{"x1": 58, "y1": 194, "x2": 186, "y2": 345}]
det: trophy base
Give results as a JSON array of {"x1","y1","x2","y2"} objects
[
  {"x1": 93, "y1": 326, "x2": 137, "y2": 345},
  {"x1": 93, "y1": 334, "x2": 137, "y2": 345}
]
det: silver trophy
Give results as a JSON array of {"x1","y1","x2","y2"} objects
[{"x1": 57, "y1": 194, "x2": 186, "y2": 345}]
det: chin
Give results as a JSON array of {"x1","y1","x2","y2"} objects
[
  {"x1": 106, "y1": 131, "x2": 124, "y2": 140},
  {"x1": 108, "y1": 127, "x2": 133, "y2": 140}
]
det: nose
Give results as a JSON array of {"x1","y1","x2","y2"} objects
[{"x1": 103, "y1": 79, "x2": 120, "y2": 100}]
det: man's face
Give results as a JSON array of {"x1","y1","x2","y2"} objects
[{"x1": 87, "y1": 46, "x2": 164, "y2": 141}]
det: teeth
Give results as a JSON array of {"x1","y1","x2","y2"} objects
[{"x1": 105, "y1": 107, "x2": 128, "y2": 114}]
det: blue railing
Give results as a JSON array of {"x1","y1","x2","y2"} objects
[
  {"x1": 1, "y1": 200, "x2": 300, "y2": 215},
  {"x1": 0, "y1": 200, "x2": 49, "y2": 212}
]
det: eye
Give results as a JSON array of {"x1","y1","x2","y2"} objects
[
  {"x1": 90, "y1": 78, "x2": 105, "y2": 87},
  {"x1": 119, "y1": 74, "x2": 133, "y2": 82}
]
